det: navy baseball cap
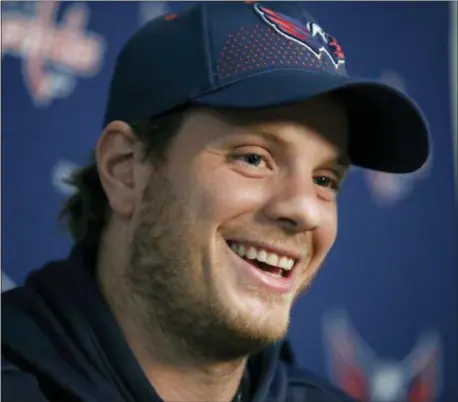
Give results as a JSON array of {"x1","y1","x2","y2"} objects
[{"x1": 104, "y1": 1, "x2": 430, "y2": 174}]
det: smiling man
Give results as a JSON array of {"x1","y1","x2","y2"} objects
[{"x1": 2, "y1": 2, "x2": 429, "y2": 402}]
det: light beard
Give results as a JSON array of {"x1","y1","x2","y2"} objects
[{"x1": 124, "y1": 171, "x2": 286, "y2": 365}]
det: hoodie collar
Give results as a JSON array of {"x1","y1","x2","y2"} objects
[{"x1": 28, "y1": 240, "x2": 290, "y2": 401}]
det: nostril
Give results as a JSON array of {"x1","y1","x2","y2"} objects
[{"x1": 277, "y1": 217, "x2": 298, "y2": 228}]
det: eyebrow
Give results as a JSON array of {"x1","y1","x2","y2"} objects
[
  {"x1": 253, "y1": 129, "x2": 351, "y2": 170},
  {"x1": 254, "y1": 129, "x2": 289, "y2": 148}
]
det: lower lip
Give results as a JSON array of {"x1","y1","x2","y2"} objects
[{"x1": 225, "y1": 243, "x2": 296, "y2": 295}]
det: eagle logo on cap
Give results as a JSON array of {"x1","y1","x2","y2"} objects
[{"x1": 253, "y1": 3, "x2": 345, "y2": 71}]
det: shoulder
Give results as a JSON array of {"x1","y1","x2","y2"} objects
[
  {"x1": 2, "y1": 284, "x2": 83, "y2": 401},
  {"x1": 1, "y1": 287, "x2": 53, "y2": 401},
  {"x1": 2, "y1": 285, "x2": 103, "y2": 402},
  {"x1": 2, "y1": 285, "x2": 48, "y2": 341},
  {"x1": 1, "y1": 354, "x2": 49, "y2": 402},
  {"x1": 285, "y1": 365, "x2": 361, "y2": 402}
]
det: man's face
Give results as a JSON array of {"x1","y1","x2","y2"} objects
[{"x1": 126, "y1": 96, "x2": 349, "y2": 359}]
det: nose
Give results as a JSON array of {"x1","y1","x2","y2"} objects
[{"x1": 263, "y1": 175, "x2": 323, "y2": 233}]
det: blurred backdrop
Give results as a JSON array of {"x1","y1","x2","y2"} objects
[{"x1": 1, "y1": 2, "x2": 457, "y2": 401}]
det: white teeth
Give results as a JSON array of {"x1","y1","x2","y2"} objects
[
  {"x1": 286, "y1": 258, "x2": 294, "y2": 270},
  {"x1": 278, "y1": 256, "x2": 290, "y2": 269},
  {"x1": 236, "y1": 244, "x2": 245, "y2": 257},
  {"x1": 264, "y1": 271, "x2": 283, "y2": 278},
  {"x1": 257, "y1": 250, "x2": 267, "y2": 262},
  {"x1": 229, "y1": 242, "x2": 295, "y2": 270},
  {"x1": 266, "y1": 253, "x2": 279, "y2": 266},
  {"x1": 246, "y1": 247, "x2": 257, "y2": 259}
]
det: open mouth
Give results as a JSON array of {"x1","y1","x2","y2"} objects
[{"x1": 226, "y1": 240, "x2": 297, "y2": 279}]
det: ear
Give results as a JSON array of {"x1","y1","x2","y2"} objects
[{"x1": 96, "y1": 120, "x2": 141, "y2": 219}]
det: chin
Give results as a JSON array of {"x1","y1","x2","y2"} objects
[
  {"x1": 218, "y1": 294, "x2": 292, "y2": 353},
  {"x1": 246, "y1": 317, "x2": 290, "y2": 344},
  {"x1": 233, "y1": 318, "x2": 289, "y2": 356}
]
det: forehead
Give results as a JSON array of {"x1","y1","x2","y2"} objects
[{"x1": 175, "y1": 95, "x2": 349, "y2": 157}]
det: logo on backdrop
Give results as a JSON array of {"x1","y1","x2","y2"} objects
[
  {"x1": 52, "y1": 160, "x2": 78, "y2": 196},
  {"x1": 1, "y1": 1, "x2": 105, "y2": 107},
  {"x1": 322, "y1": 311, "x2": 442, "y2": 402},
  {"x1": 363, "y1": 71, "x2": 432, "y2": 206}
]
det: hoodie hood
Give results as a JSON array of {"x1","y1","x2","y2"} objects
[{"x1": 2, "y1": 241, "x2": 302, "y2": 402}]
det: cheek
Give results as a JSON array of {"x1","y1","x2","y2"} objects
[
  {"x1": 197, "y1": 172, "x2": 271, "y2": 222},
  {"x1": 313, "y1": 205, "x2": 338, "y2": 260}
]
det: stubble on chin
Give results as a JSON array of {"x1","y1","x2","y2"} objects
[{"x1": 124, "y1": 173, "x2": 290, "y2": 362}]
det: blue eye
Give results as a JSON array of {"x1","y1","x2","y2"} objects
[
  {"x1": 314, "y1": 176, "x2": 340, "y2": 192},
  {"x1": 234, "y1": 153, "x2": 267, "y2": 168}
]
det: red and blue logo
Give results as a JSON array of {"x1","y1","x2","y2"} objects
[
  {"x1": 253, "y1": 4, "x2": 345, "y2": 71},
  {"x1": 323, "y1": 311, "x2": 442, "y2": 402},
  {"x1": 1, "y1": 1, "x2": 105, "y2": 107}
]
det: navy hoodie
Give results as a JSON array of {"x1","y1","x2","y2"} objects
[{"x1": 2, "y1": 241, "x2": 358, "y2": 402}]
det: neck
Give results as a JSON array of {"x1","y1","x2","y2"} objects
[
  {"x1": 137, "y1": 358, "x2": 246, "y2": 402},
  {"x1": 96, "y1": 225, "x2": 247, "y2": 402}
]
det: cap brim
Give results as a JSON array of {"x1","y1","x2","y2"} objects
[{"x1": 193, "y1": 70, "x2": 430, "y2": 174}]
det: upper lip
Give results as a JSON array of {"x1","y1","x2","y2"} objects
[{"x1": 226, "y1": 238, "x2": 305, "y2": 264}]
